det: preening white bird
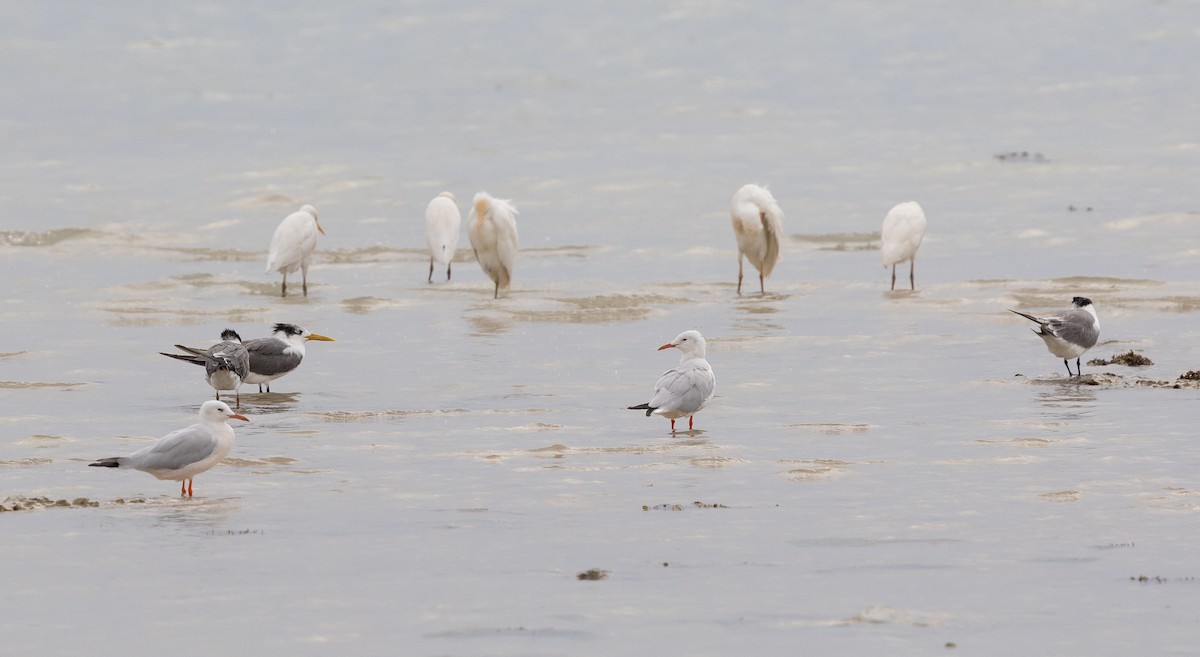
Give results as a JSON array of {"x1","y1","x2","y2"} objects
[
  {"x1": 628, "y1": 330, "x2": 716, "y2": 433},
  {"x1": 266, "y1": 204, "x2": 324, "y2": 297},
  {"x1": 731, "y1": 184, "x2": 784, "y2": 295},
  {"x1": 164, "y1": 323, "x2": 335, "y2": 393},
  {"x1": 1009, "y1": 296, "x2": 1100, "y2": 378},
  {"x1": 89, "y1": 400, "x2": 249, "y2": 497},
  {"x1": 467, "y1": 192, "x2": 519, "y2": 299},
  {"x1": 881, "y1": 201, "x2": 927, "y2": 291},
  {"x1": 159, "y1": 328, "x2": 251, "y2": 407},
  {"x1": 425, "y1": 192, "x2": 461, "y2": 283}
]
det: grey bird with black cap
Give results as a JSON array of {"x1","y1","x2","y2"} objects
[{"x1": 1009, "y1": 296, "x2": 1100, "y2": 377}]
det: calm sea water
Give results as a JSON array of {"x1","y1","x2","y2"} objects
[{"x1": 3, "y1": 2, "x2": 1199, "y2": 655}]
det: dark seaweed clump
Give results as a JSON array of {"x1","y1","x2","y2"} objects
[{"x1": 1087, "y1": 351, "x2": 1153, "y2": 367}]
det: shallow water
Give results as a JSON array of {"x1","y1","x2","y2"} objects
[{"x1": 3, "y1": 2, "x2": 1200, "y2": 655}]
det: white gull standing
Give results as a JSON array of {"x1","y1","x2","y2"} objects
[
  {"x1": 628, "y1": 330, "x2": 716, "y2": 432},
  {"x1": 880, "y1": 201, "x2": 927, "y2": 291},
  {"x1": 89, "y1": 400, "x2": 249, "y2": 497}
]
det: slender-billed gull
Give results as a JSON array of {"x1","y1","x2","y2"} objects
[
  {"x1": 628, "y1": 330, "x2": 716, "y2": 432},
  {"x1": 89, "y1": 400, "x2": 249, "y2": 497}
]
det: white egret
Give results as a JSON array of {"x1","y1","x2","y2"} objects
[
  {"x1": 467, "y1": 191, "x2": 519, "y2": 299},
  {"x1": 628, "y1": 330, "x2": 716, "y2": 432},
  {"x1": 1009, "y1": 297, "x2": 1100, "y2": 378},
  {"x1": 880, "y1": 201, "x2": 927, "y2": 291},
  {"x1": 266, "y1": 204, "x2": 324, "y2": 297},
  {"x1": 89, "y1": 400, "x2": 249, "y2": 497},
  {"x1": 425, "y1": 191, "x2": 461, "y2": 283},
  {"x1": 730, "y1": 184, "x2": 784, "y2": 295}
]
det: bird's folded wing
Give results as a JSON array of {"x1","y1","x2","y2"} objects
[
  {"x1": 130, "y1": 425, "x2": 219, "y2": 470},
  {"x1": 244, "y1": 338, "x2": 300, "y2": 376},
  {"x1": 649, "y1": 365, "x2": 713, "y2": 413}
]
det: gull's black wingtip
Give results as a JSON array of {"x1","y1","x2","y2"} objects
[{"x1": 627, "y1": 403, "x2": 656, "y2": 417}]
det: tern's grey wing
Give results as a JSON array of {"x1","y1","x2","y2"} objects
[
  {"x1": 648, "y1": 363, "x2": 714, "y2": 415},
  {"x1": 174, "y1": 344, "x2": 208, "y2": 357},
  {"x1": 205, "y1": 340, "x2": 250, "y2": 379},
  {"x1": 1045, "y1": 310, "x2": 1098, "y2": 349},
  {"x1": 128, "y1": 424, "x2": 218, "y2": 472},
  {"x1": 244, "y1": 338, "x2": 302, "y2": 377}
]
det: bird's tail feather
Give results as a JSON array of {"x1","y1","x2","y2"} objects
[
  {"x1": 160, "y1": 352, "x2": 206, "y2": 366},
  {"x1": 760, "y1": 212, "x2": 780, "y2": 277},
  {"x1": 627, "y1": 403, "x2": 656, "y2": 417},
  {"x1": 88, "y1": 458, "x2": 121, "y2": 468},
  {"x1": 1008, "y1": 309, "x2": 1044, "y2": 325}
]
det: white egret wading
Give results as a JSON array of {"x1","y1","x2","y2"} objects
[
  {"x1": 89, "y1": 400, "x2": 249, "y2": 497},
  {"x1": 467, "y1": 192, "x2": 519, "y2": 299},
  {"x1": 266, "y1": 204, "x2": 324, "y2": 297},
  {"x1": 1009, "y1": 296, "x2": 1100, "y2": 377},
  {"x1": 425, "y1": 192, "x2": 461, "y2": 283},
  {"x1": 730, "y1": 184, "x2": 784, "y2": 295},
  {"x1": 881, "y1": 201, "x2": 927, "y2": 291},
  {"x1": 628, "y1": 330, "x2": 716, "y2": 432}
]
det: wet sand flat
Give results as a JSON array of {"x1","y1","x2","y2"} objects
[{"x1": 3, "y1": 2, "x2": 1200, "y2": 656}]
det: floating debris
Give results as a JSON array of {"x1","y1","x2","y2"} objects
[
  {"x1": 642, "y1": 500, "x2": 728, "y2": 511},
  {"x1": 576, "y1": 568, "x2": 609, "y2": 581},
  {"x1": 1179, "y1": 371, "x2": 1200, "y2": 381},
  {"x1": 207, "y1": 529, "x2": 263, "y2": 536},
  {"x1": 994, "y1": 151, "x2": 1049, "y2": 162},
  {"x1": 1130, "y1": 575, "x2": 1195, "y2": 583},
  {"x1": 1087, "y1": 351, "x2": 1154, "y2": 367}
]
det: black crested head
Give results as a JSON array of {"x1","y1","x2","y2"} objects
[
  {"x1": 220, "y1": 329, "x2": 243, "y2": 342},
  {"x1": 272, "y1": 323, "x2": 303, "y2": 337},
  {"x1": 1072, "y1": 297, "x2": 1093, "y2": 307}
]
